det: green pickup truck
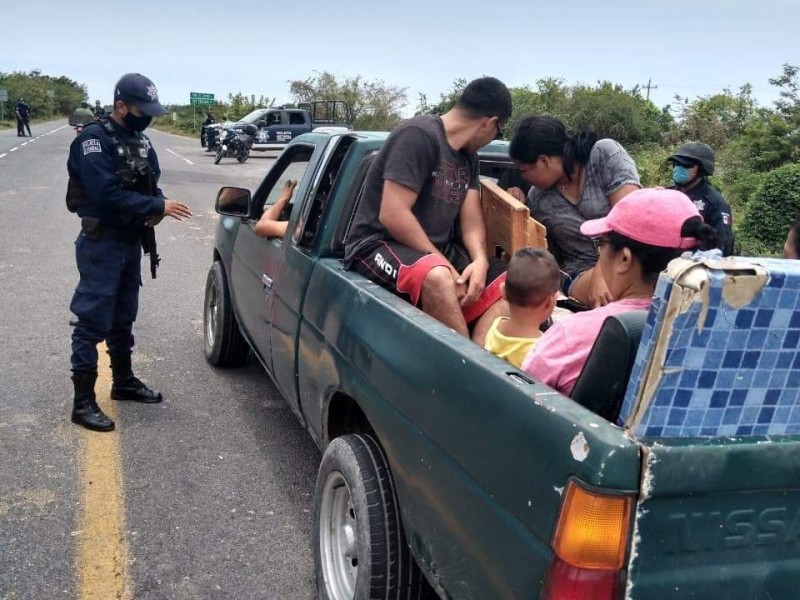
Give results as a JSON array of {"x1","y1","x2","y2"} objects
[{"x1": 204, "y1": 131, "x2": 800, "y2": 599}]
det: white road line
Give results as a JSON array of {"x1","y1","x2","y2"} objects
[
  {"x1": 10, "y1": 147, "x2": 18, "y2": 152},
  {"x1": 0, "y1": 153, "x2": 7, "y2": 159},
  {"x1": 21, "y1": 142, "x2": 28, "y2": 146},
  {"x1": 165, "y1": 148, "x2": 194, "y2": 165}
]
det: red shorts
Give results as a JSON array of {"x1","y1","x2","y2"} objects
[{"x1": 350, "y1": 241, "x2": 506, "y2": 324}]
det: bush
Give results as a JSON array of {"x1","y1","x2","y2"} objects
[
  {"x1": 629, "y1": 144, "x2": 673, "y2": 188},
  {"x1": 739, "y1": 163, "x2": 800, "y2": 254}
]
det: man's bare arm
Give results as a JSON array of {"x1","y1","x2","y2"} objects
[
  {"x1": 458, "y1": 189, "x2": 488, "y2": 263},
  {"x1": 456, "y1": 189, "x2": 489, "y2": 305},
  {"x1": 378, "y1": 179, "x2": 441, "y2": 255}
]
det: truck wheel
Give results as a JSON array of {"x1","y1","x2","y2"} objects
[
  {"x1": 214, "y1": 147, "x2": 223, "y2": 165},
  {"x1": 314, "y1": 434, "x2": 430, "y2": 600},
  {"x1": 203, "y1": 262, "x2": 248, "y2": 367}
]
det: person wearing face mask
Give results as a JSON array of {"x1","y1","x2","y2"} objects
[
  {"x1": 66, "y1": 73, "x2": 193, "y2": 432},
  {"x1": 668, "y1": 142, "x2": 734, "y2": 256}
]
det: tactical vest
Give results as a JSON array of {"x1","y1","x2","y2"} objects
[{"x1": 66, "y1": 118, "x2": 155, "y2": 213}]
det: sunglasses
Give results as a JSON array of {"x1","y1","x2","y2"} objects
[
  {"x1": 592, "y1": 237, "x2": 610, "y2": 254},
  {"x1": 491, "y1": 117, "x2": 504, "y2": 138}
]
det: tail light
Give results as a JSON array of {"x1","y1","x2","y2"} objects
[{"x1": 542, "y1": 479, "x2": 634, "y2": 600}]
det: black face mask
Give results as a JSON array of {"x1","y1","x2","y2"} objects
[{"x1": 123, "y1": 111, "x2": 152, "y2": 132}]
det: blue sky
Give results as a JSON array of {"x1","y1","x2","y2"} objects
[{"x1": 1, "y1": 0, "x2": 798, "y2": 115}]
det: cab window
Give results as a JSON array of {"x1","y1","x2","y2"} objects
[{"x1": 250, "y1": 144, "x2": 315, "y2": 225}]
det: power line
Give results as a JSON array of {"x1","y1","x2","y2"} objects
[{"x1": 641, "y1": 77, "x2": 658, "y2": 100}]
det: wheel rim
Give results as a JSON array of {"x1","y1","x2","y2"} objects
[
  {"x1": 319, "y1": 471, "x2": 358, "y2": 599},
  {"x1": 205, "y1": 280, "x2": 219, "y2": 348}
]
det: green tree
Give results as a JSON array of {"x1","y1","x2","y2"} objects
[
  {"x1": 504, "y1": 79, "x2": 570, "y2": 136},
  {"x1": 739, "y1": 163, "x2": 800, "y2": 254},
  {"x1": 566, "y1": 81, "x2": 667, "y2": 145},
  {"x1": 289, "y1": 71, "x2": 407, "y2": 130},
  {"x1": 769, "y1": 63, "x2": 800, "y2": 127},
  {"x1": 225, "y1": 92, "x2": 274, "y2": 122},
  {"x1": 667, "y1": 85, "x2": 756, "y2": 149},
  {"x1": 415, "y1": 78, "x2": 466, "y2": 116},
  {"x1": 0, "y1": 69, "x2": 86, "y2": 122}
]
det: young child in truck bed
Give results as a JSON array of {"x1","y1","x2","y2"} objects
[{"x1": 484, "y1": 247, "x2": 560, "y2": 368}]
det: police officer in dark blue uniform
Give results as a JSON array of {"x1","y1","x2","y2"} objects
[
  {"x1": 668, "y1": 142, "x2": 735, "y2": 256},
  {"x1": 93, "y1": 100, "x2": 106, "y2": 119},
  {"x1": 15, "y1": 98, "x2": 31, "y2": 137},
  {"x1": 67, "y1": 73, "x2": 192, "y2": 432}
]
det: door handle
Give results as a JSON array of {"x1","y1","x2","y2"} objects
[{"x1": 262, "y1": 274, "x2": 273, "y2": 290}]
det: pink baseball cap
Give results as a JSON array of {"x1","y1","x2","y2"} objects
[{"x1": 580, "y1": 187, "x2": 702, "y2": 249}]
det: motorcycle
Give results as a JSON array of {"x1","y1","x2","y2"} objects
[{"x1": 214, "y1": 123, "x2": 257, "y2": 164}]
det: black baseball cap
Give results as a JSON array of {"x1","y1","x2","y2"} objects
[{"x1": 114, "y1": 73, "x2": 167, "y2": 116}]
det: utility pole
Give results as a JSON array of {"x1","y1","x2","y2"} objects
[{"x1": 642, "y1": 78, "x2": 658, "y2": 101}]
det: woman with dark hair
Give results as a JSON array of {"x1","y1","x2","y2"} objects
[
  {"x1": 509, "y1": 116, "x2": 641, "y2": 307},
  {"x1": 521, "y1": 188, "x2": 721, "y2": 396},
  {"x1": 784, "y1": 219, "x2": 800, "y2": 259}
]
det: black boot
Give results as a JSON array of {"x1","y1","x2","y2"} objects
[
  {"x1": 71, "y1": 371, "x2": 115, "y2": 432},
  {"x1": 109, "y1": 355, "x2": 163, "y2": 403}
]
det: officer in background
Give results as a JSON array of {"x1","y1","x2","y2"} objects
[
  {"x1": 93, "y1": 100, "x2": 106, "y2": 119},
  {"x1": 67, "y1": 72, "x2": 192, "y2": 432},
  {"x1": 200, "y1": 110, "x2": 216, "y2": 147},
  {"x1": 72, "y1": 102, "x2": 95, "y2": 126},
  {"x1": 668, "y1": 142, "x2": 735, "y2": 256},
  {"x1": 15, "y1": 98, "x2": 31, "y2": 136}
]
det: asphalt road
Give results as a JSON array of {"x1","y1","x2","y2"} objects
[{"x1": 0, "y1": 121, "x2": 320, "y2": 599}]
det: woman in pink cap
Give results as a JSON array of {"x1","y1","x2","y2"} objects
[{"x1": 521, "y1": 187, "x2": 721, "y2": 396}]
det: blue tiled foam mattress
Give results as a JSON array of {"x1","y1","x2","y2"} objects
[{"x1": 620, "y1": 256, "x2": 800, "y2": 438}]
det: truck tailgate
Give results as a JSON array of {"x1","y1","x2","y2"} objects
[{"x1": 626, "y1": 439, "x2": 800, "y2": 599}]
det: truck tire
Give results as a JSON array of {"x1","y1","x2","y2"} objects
[
  {"x1": 314, "y1": 434, "x2": 432, "y2": 600},
  {"x1": 214, "y1": 147, "x2": 224, "y2": 165},
  {"x1": 203, "y1": 262, "x2": 248, "y2": 367}
]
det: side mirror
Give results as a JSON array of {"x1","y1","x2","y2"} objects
[
  {"x1": 257, "y1": 119, "x2": 267, "y2": 128},
  {"x1": 215, "y1": 186, "x2": 252, "y2": 218}
]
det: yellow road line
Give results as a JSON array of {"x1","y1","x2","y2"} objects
[{"x1": 76, "y1": 342, "x2": 131, "y2": 600}]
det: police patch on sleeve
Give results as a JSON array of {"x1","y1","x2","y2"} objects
[{"x1": 82, "y1": 139, "x2": 102, "y2": 155}]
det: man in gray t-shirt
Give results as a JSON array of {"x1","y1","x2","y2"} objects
[{"x1": 345, "y1": 77, "x2": 513, "y2": 343}]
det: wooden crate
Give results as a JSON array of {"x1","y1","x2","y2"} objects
[{"x1": 480, "y1": 178, "x2": 547, "y2": 257}]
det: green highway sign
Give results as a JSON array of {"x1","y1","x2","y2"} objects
[{"x1": 190, "y1": 92, "x2": 215, "y2": 105}]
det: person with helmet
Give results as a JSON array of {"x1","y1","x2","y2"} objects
[
  {"x1": 668, "y1": 142, "x2": 734, "y2": 256},
  {"x1": 72, "y1": 102, "x2": 95, "y2": 127},
  {"x1": 66, "y1": 73, "x2": 193, "y2": 432},
  {"x1": 93, "y1": 100, "x2": 106, "y2": 119}
]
